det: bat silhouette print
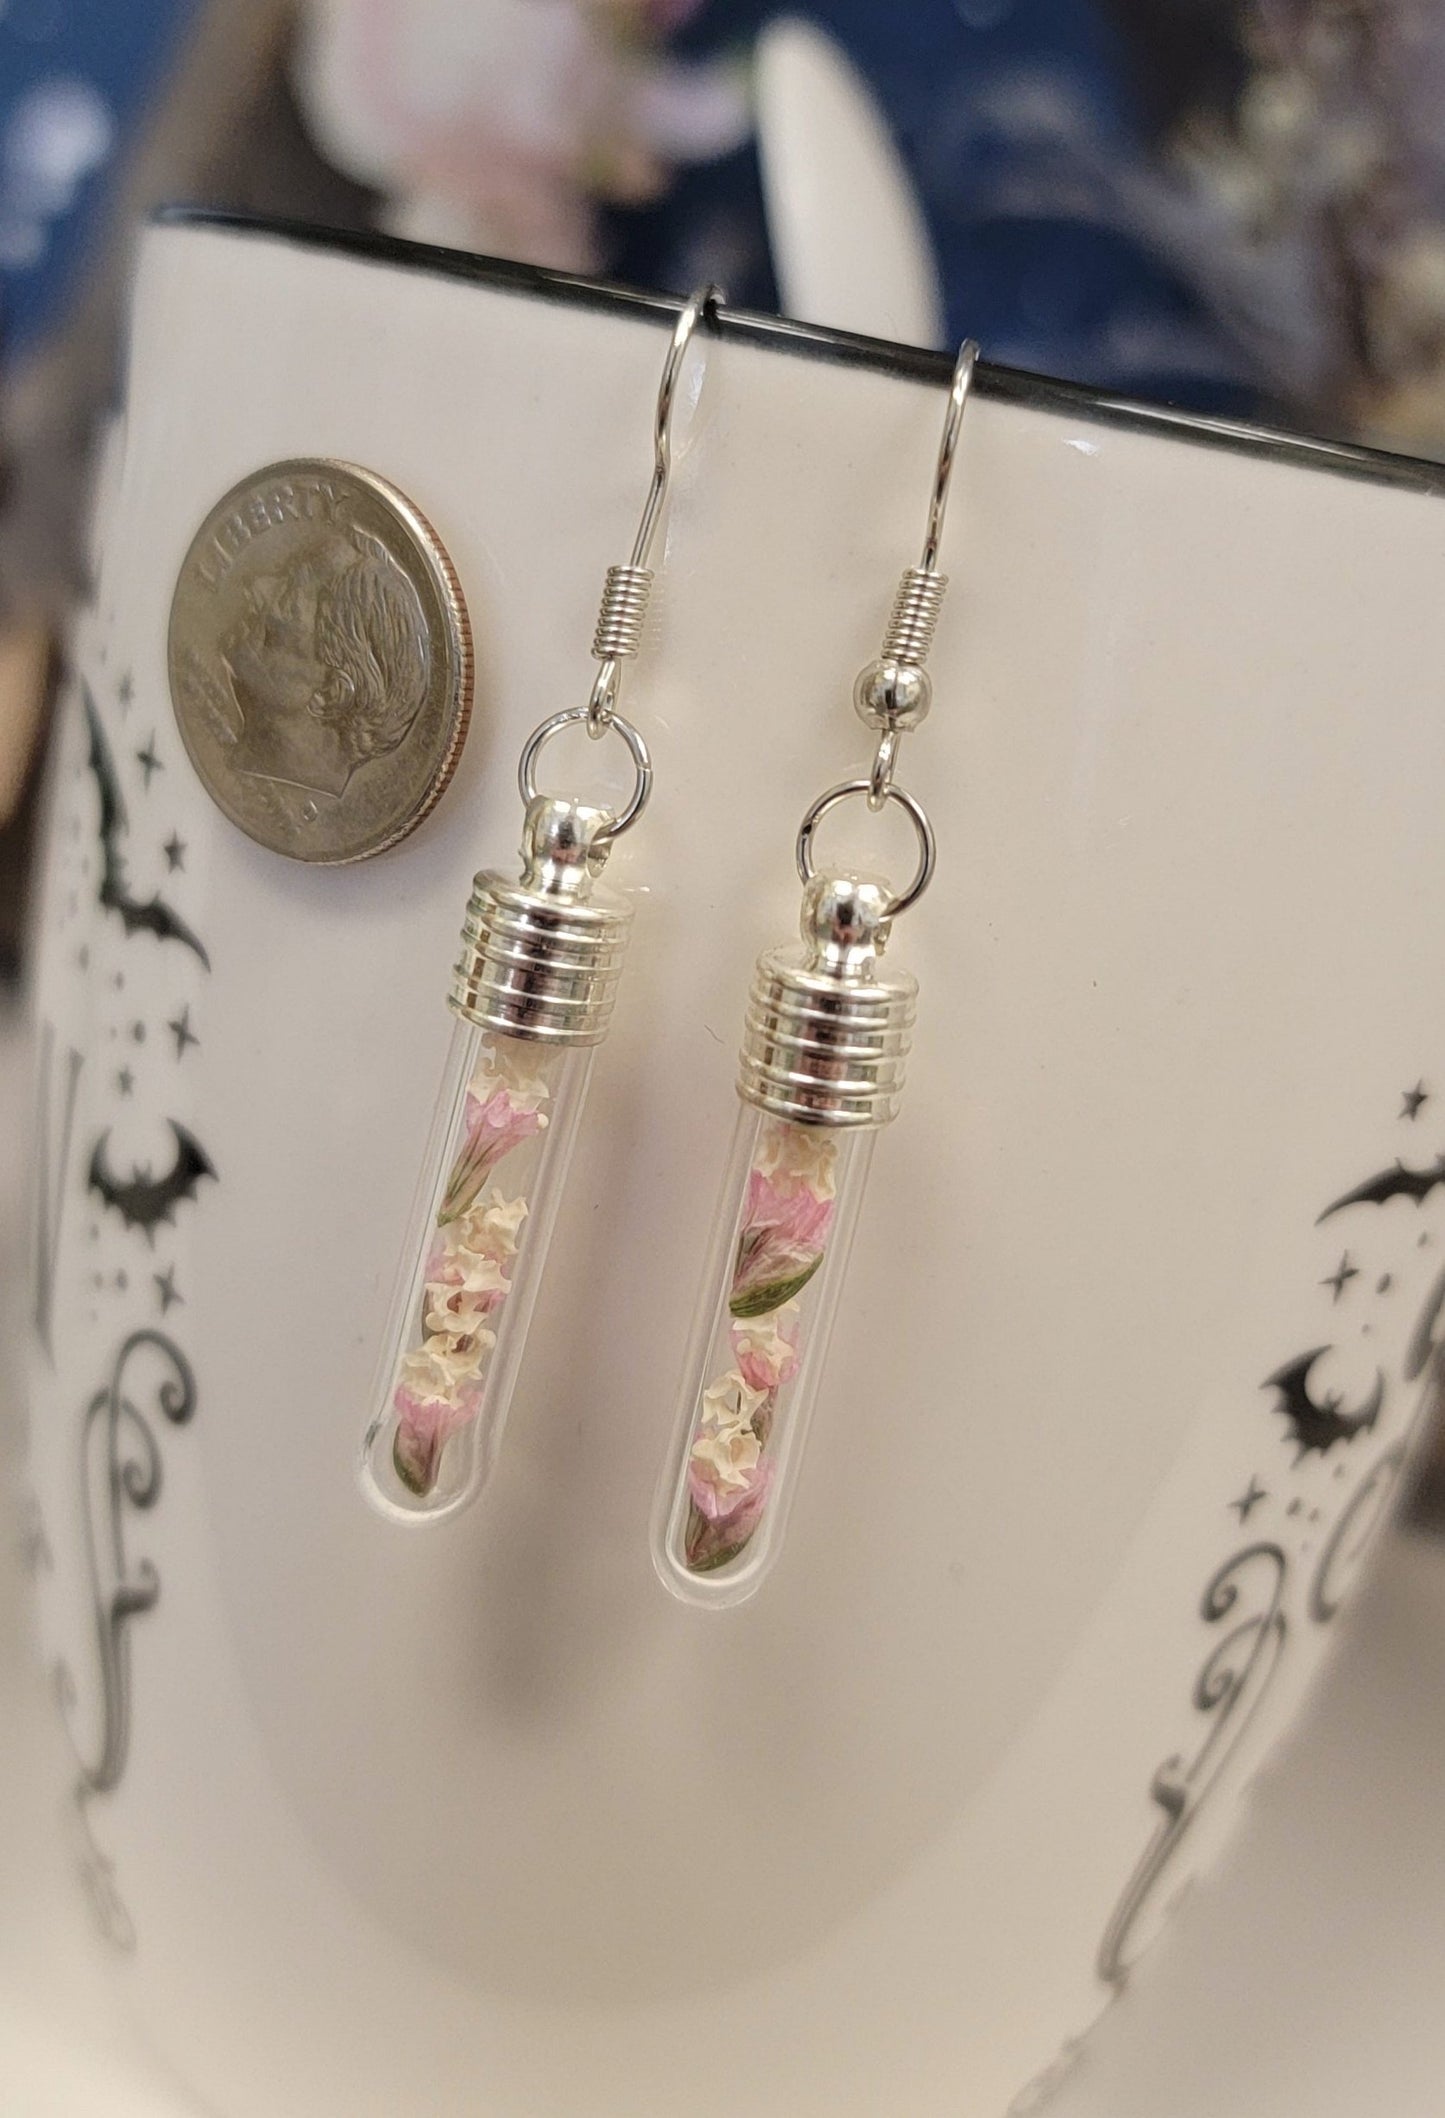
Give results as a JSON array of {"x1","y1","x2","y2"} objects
[
  {"x1": 1318, "y1": 1154, "x2": 1445, "y2": 1222},
  {"x1": 88, "y1": 1124, "x2": 215, "y2": 1243},
  {"x1": 1265, "y1": 1347, "x2": 1384, "y2": 1461},
  {"x1": 82, "y1": 682, "x2": 209, "y2": 967}
]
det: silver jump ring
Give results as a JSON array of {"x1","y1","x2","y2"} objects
[
  {"x1": 795, "y1": 778, "x2": 936, "y2": 919},
  {"x1": 867, "y1": 728, "x2": 900, "y2": 811},
  {"x1": 518, "y1": 706, "x2": 653, "y2": 840},
  {"x1": 586, "y1": 661, "x2": 620, "y2": 737}
]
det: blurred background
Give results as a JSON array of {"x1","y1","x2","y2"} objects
[{"x1": 4, "y1": 0, "x2": 1445, "y2": 983}]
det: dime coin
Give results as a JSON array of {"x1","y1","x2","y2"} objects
[{"x1": 167, "y1": 459, "x2": 473, "y2": 863}]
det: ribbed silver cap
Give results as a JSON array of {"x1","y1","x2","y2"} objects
[
  {"x1": 738, "y1": 873, "x2": 917, "y2": 1128},
  {"x1": 450, "y1": 797, "x2": 632, "y2": 1045}
]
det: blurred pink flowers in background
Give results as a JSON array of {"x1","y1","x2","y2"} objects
[{"x1": 295, "y1": 0, "x2": 750, "y2": 270}]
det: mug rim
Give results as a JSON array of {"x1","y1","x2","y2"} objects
[{"x1": 153, "y1": 204, "x2": 1445, "y2": 502}]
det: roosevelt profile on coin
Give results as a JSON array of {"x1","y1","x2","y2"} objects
[
  {"x1": 168, "y1": 459, "x2": 472, "y2": 863},
  {"x1": 217, "y1": 524, "x2": 430, "y2": 802}
]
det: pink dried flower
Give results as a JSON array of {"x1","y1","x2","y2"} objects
[
  {"x1": 440, "y1": 1085, "x2": 545, "y2": 1223},
  {"x1": 392, "y1": 1380, "x2": 483, "y2": 1496},
  {"x1": 687, "y1": 1446, "x2": 772, "y2": 1523},
  {"x1": 684, "y1": 1453, "x2": 774, "y2": 1570},
  {"x1": 731, "y1": 1304, "x2": 800, "y2": 1391},
  {"x1": 682, "y1": 1368, "x2": 778, "y2": 1570},
  {"x1": 729, "y1": 1169, "x2": 835, "y2": 1318},
  {"x1": 466, "y1": 1083, "x2": 545, "y2": 1159}
]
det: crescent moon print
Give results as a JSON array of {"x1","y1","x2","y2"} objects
[
  {"x1": 81, "y1": 680, "x2": 209, "y2": 968},
  {"x1": 88, "y1": 1123, "x2": 216, "y2": 1243},
  {"x1": 1264, "y1": 1348, "x2": 1384, "y2": 1461},
  {"x1": 1307, "y1": 1267, "x2": 1445, "y2": 1624}
]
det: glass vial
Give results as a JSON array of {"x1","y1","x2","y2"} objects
[
  {"x1": 653, "y1": 1105, "x2": 874, "y2": 1605},
  {"x1": 653, "y1": 870, "x2": 917, "y2": 1607},
  {"x1": 360, "y1": 794, "x2": 630, "y2": 1524},
  {"x1": 361, "y1": 1024, "x2": 593, "y2": 1521}
]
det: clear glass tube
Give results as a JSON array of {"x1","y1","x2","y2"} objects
[
  {"x1": 360, "y1": 1020, "x2": 593, "y2": 1524},
  {"x1": 652, "y1": 1104, "x2": 875, "y2": 1608}
]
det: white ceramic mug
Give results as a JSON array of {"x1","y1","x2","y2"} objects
[{"x1": 19, "y1": 212, "x2": 1445, "y2": 2117}]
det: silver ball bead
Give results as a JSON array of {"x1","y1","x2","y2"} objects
[
  {"x1": 802, "y1": 871, "x2": 892, "y2": 966},
  {"x1": 521, "y1": 794, "x2": 610, "y2": 892},
  {"x1": 853, "y1": 657, "x2": 932, "y2": 732}
]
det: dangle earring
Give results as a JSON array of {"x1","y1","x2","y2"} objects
[
  {"x1": 362, "y1": 289, "x2": 718, "y2": 1523},
  {"x1": 653, "y1": 342, "x2": 977, "y2": 1606}
]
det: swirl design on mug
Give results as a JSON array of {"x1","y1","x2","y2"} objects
[
  {"x1": 1097, "y1": 1542, "x2": 1288, "y2": 1991},
  {"x1": 1309, "y1": 1440, "x2": 1409, "y2": 1623},
  {"x1": 53, "y1": 1331, "x2": 197, "y2": 1948}
]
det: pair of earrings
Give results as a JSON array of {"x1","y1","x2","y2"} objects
[{"x1": 359, "y1": 292, "x2": 976, "y2": 1610}]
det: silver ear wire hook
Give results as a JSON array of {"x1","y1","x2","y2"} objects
[
  {"x1": 584, "y1": 283, "x2": 722, "y2": 743},
  {"x1": 850, "y1": 337, "x2": 978, "y2": 814},
  {"x1": 520, "y1": 285, "x2": 721, "y2": 839},
  {"x1": 797, "y1": 337, "x2": 978, "y2": 913},
  {"x1": 920, "y1": 338, "x2": 976, "y2": 575},
  {"x1": 632, "y1": 284, "x2": 720, "y2": 582}
]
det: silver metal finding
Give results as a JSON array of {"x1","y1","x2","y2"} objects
[
  {"x1": 591, "y1": 563, "x2": 652, "y2": 661},
  {"x1": 518, "y1": 705, "x2": 653, "y2": 843},
  {"x1": 795, "y1": 778, "x2": 937, "y2": 922},
  {"x1": 476, "y1": 286, "x2": 713, "y2": 1051},
  {"x1": 738, "y1": 873, "x2": 918, "y2": 1128},
  {"x1": 861, "y1": 736, "x2": 900, "y2": 816},
  {"x1": 451, "y1": 795, "x2": 634, "y2": 1046},
  {"x1": 584, "y1": 284, "x2": 721, "y2": 742},
  {"x1": 853, "y1": 337, "x2": 978, "y2": 826},
  {"x1": 921, "y1": 339, "x2": 977, "y2": 574},
  {"x1": 880, "y1": 568, "x2": 947, "y2": 667}
]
